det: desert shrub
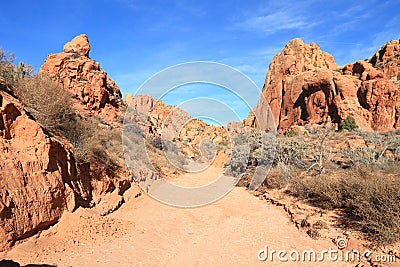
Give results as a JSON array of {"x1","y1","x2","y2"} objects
[
  {"x1": 147, "y1": 134, "x2": 163, "y2": 150},
  {"x1": 288, "y1": 166, "x2": 400, "y2": 245},
  {"x1": 199, "y1": 139, "x2": 216, "y2": 161},
  {"x1": 238, "y1": 129, "x2": 276, "y2": 167},
  {"x1": 262, "y1": 163, "x2": 294, "y2": 189},
  {"x1": 341, "y1": 131, "x2": 400, "y2": 167},
  {"x1": 225, "y1": 143, "x2": 250, "y2": 176},
  {"x1": 17, "y1": 75, "x2": 75, "y2": 131},
  {"x1": 146, "y1": 138, "x2": 186, "y2": 175},
  {"x1": 274, "y1": 138, "x2": 308, "y2": 167},
  {"x1": 0, "y1": 48, "x2": 33, "y2": 84},
  {"x1": 0, "y1": 49, "x2": 16, "y2": 83},
  {"x1": 340, "y1": 115, "x2": 358, "y2": 131},
  {"x1": 226, "y1": 129, "x2": 276, "y2": 176},
  {"x1": 227, "y1": 129, "x2": 308, "y2": 181},
  {"x1": 284, "y1": 128, "x2": 298, "y2": 137},
  {"x1": 236, "y1": 163, "x2": 292, "y2": 190},
  {"x1": 341, "y1": 146, "x2": 382, "y2": 166},
  {"x1": 217, "y1": 140, "x2": 228, "y2": 150},
  {"x1": 160, "y1": 139, "x2": 187, "y2": 168},
  {"x1": 137, "y1": 132, "x2": 187, "y2": 174},
  {"x1": 397, "y1": 73, "x2": 400, "y2": 81},
  {"x1": 123, "y1": 124, "x2": 148, "y2": 164}
]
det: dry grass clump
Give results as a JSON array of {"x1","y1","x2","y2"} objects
[
  {"x1": 288, "y1": 166, "x2": 400, "y2": 245},
  {"x1": 17, "y1": 74, "x2": 75, "y2": 131}
]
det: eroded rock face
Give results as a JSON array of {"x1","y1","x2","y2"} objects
[
  {"x1": 0, "y1": 82, "x2": 92, "y2": 251},
  {"x1": 40, "y1": 34, "x2": 123, "y2": 123},
  {"x1": 252, "y1": 38, "x2": 400, "y2": 133},
  {"x1": 369, "y1": 40, "x2": 400, "y2": 79}
]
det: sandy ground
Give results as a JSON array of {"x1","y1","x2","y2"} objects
[{"x1": 1, "y1": 167, "x2": 359, "y2": 266}]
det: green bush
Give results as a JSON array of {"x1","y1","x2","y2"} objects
[
  {"x1": 340, "y1": 115, "x2": 358, "y2": 131},
  {"x1": 284, "y1": 129, "x2": 298, "y2": 137}
]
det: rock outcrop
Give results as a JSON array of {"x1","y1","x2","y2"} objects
[
  {"x1": 251, "y1": 38, "x2": 400, "y2": 133},
  {"x1": 369, "y1": 40, "x2": 400, "y2": 79},
  {"x1": 0, "y1": 35, "x2": 137, "y2": 251},
  {"x1": 40, "y1": 34, "x2": 123, "y2": 123},
  {"x1": 0, "y1": 80, "x2": 92, "y2": 251},
  {"x1": 129, "y1": 94, "x2": 230, "y2": 160}
]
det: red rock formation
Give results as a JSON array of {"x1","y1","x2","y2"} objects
[
  {"x1": 251, "y1": 38, "x2": 400, "y2": 133},
  {"x1": 40, "y1": 34, "x2": 123, "y2": 123},
  {"x1": 369, "y1": 40, "x2": 400, "y2": 79},
  {"x1": 0, "y1": 80, "x2": 92, "y2": 251},
  {"x1": 0, "y1": 35, "x2": 137, "y2": 251}
]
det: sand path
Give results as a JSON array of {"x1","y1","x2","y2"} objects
[{"x1": 1, "y1": 166, "x2": 354, "y2": 266}]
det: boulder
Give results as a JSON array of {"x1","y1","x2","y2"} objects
[{"x1": 63, "y1": 34, "x2": 91, "y2": 57}]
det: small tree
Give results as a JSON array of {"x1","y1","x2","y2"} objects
[{"x1": 340, "y1": 115, "x2": 358, "y2": 131}]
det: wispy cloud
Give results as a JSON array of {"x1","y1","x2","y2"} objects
[
  {"x1": 233, "y1": 0, "x2": 319, "y2": 34},
  {"x1": 237, "y1": 11, "x2": 313, "y2": 34}
]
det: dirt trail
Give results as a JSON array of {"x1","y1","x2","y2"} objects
[{"x1": 1, "y1": 167, "x2": 354, "y2": 266}]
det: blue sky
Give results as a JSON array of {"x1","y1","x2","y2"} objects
[{"x1": 1, "y1": 0, "x2": 399, "y2": 124}]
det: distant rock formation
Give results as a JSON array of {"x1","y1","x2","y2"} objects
[
  {"x1": 250, "y1": 38, "x2": 400, "y2": 133},
  {"x1": 128, "y1": 94, "x2": 229, "y2": 160},
  {"x1": 40, "y1": 34, "x2": 123, "y2": 123}
]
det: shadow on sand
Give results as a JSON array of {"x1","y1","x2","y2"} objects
[{"x1": 0, "y1": 259, "x2": 56, "y2": 267}]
